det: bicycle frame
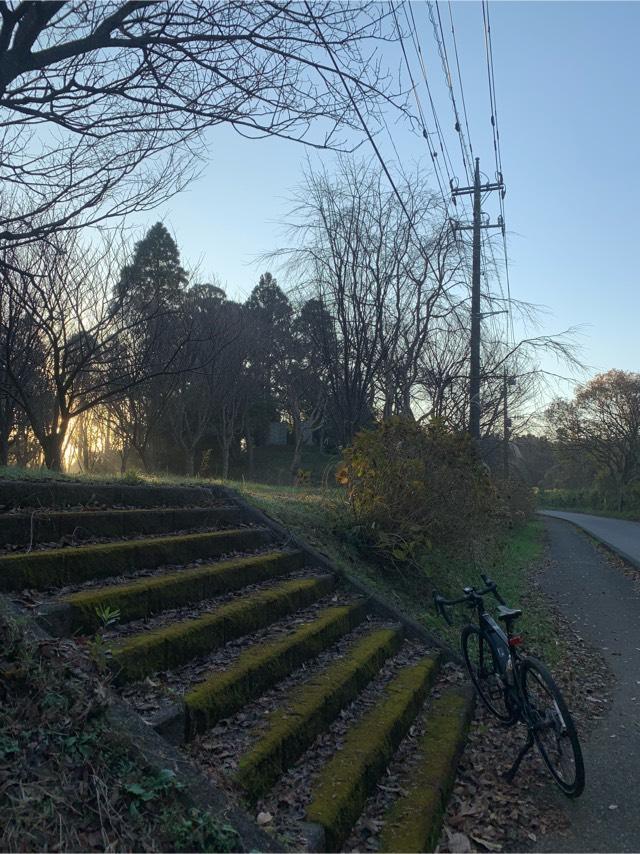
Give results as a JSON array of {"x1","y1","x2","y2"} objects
[{"x1": 434, "y1": 575, "x2": 584, "y2": 795}]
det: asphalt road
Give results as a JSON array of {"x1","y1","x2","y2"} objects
[
  {"x1": 535, "y1": 515, "x2": 640, "y2": 853},
  {"x1": 540, "y1": 509, "x2": 640, "y2": 569}
]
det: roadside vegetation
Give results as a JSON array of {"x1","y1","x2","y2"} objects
[
  {"x1": 0, "y1": 605, "x2": 239, "y2": 853},
  {"x1": 538, "y1": 486, "x2": 640, "y2": 521}
]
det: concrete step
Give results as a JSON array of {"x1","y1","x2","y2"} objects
[
  {"x1": 0, "y1": 506, "x2": 244, "y2": 548},
  {"x1": 305, "y1": 654, "x2": 440, "y2": 851},
  {"x1": 0, "y1": 479, "x2": 219, "y2": 510},
  {"x1": 110, "y1": 574, "x2": 337, "y2": 684},
  {"x1": 0, "y1": 527, "x2": 272, "y2": 591},
  {"x1": 40, "y1": 549, "x2": 306, "y2": 634},
  {"x1": 184, "y1": 600, "x2": 369, "y2": 738},
  {"x1": 235, "y1": 625, "x2": 404, "y2": 803},
  {"x1": 379, "y1": 686, "x2": 475, "y2": 853}
]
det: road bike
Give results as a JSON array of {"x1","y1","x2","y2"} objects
[{"x1": 434, "y1": 574, "x2": 585, "y2": 797}]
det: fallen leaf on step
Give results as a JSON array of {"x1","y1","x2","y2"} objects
[{"x1": 448, "y1": 831, "x2": 473, "y2": 853}]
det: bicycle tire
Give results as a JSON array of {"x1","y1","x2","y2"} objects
[
  {"x1": 521, "y1": 657, "x2": 585, "y2": 797},
  {"x1": 461, "y1": 624, "x2": 517, "y2": 724}
]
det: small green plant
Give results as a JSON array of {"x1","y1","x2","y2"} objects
[
  {"x1": 87, "y1": 633, "x2": 112, "y2": 672},
  {"x1": 94, "y1": 603, "x2": 121, "y2": 628},
  {"x1": 169, "y1": 808, "x2": 240, "y2": 853},
  {"x1": 121, "y1": 469, "x2": 143, "y2": 485},
  {"x1": 125, "y1": 768, "x2": 180, "y2": 814}
]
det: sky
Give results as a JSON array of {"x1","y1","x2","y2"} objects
[{"x1": 139, "y1": 1, "x2": 640, "y2": 398}]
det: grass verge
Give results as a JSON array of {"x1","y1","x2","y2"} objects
[{"x1": 232, "y1": 481, "x2": 559, "y2": 665}]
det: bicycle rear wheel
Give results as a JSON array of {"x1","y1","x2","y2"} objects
[
  {"x1": 461, "y1": 624, "x2": 516, "y2": 724},
  {"x1": 521, "y1": 657, "x2": 585, "y2": 797}
]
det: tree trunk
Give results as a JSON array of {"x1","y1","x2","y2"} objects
[
  {"x1": 42, "y1": 430, "x2": 66, "y2": 471},
  {"x1": 222, "y1": 439, "x2": 230, "y2": 480},
  {"x1": 120, "y1": 446, "x2": 130, "y2": 475},
  {"x1": 290, "y1": 431, "x2": 303, "y2": 480},
  {"x1": 0, "y1": 433, "x2": 8, "y2": 467},
  {"x1": 246, "y1": 430, "x2": 255, "y2": 478},
  {"x1": 185, "y1": 449, "x2": 196, "y2": 477}
]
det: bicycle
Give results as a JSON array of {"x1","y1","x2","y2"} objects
[{"x1": 434, "y1": 573, "x2": 585, "y2": 797}]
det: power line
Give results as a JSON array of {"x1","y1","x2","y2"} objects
[
  {"x1": 399, "y1": 1, "x2": 475, "y2": 286},
  {"x1": 389, "y1": 1, "x2": 449, "y2": 204},
  {"x1": 302, "y1": 0, "x2": 445, "y2": 284},
  {"x1": 427, "y1": 0, "x2": 474, "y2": 181},
  {"x1": 403, "y1": 2, "x2": 457, "y2": 193},
  {"x1": 481, "y1": 0, "x2": 514, "y2": 346},
  {"x1": 447, "y1": 1, "x2": 475, "y2": 166}
]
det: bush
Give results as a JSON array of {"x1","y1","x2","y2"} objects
[{"x1": 337, "y1": 419, "x2": 500, "y2": 572}]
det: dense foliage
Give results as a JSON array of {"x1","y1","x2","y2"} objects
[{"x1": 338, "y1": 419, "x2": 531, "y2": 575}]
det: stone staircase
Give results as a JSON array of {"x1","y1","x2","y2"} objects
[{"x1": 0, "y1": 480, "x2": 474, "y2": 852}]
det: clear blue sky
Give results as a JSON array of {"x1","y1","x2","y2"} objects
[{"x1": 140, "y1": 1, "x2": 639, "y2": 394}]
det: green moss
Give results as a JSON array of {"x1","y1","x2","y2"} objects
[
  {"x1": 0, "y1": 507, "x2": 243, "y2": 547},
  {"x1": 0, "y1": 527, "x2": 272, "y2": 592},
  {"x1": 184, "y1": 601, "x2": 368, "y2": 738},
  {"x1": 236, "y1": 626, "x2": 403, "y2": 802},
  {"x1": 110, "y1": 574, "x2": 336, "y2": 683},
  {"x1": 63, "y1": 550, "x2": 305, "y2": 632},
  {"x1": 379, "y1": 687, "x2": 475, "y2": 853},
  {"x1": 305, "y1": 655, "x2": 440, "y2": 852}
]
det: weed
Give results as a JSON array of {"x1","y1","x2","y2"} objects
[{"x1": 94, "y1": 603, "x2": 121, "y2": 628}]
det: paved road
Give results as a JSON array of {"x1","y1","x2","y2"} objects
[
  {"x1": 536, "y1": 516, "x2": 640, "y2": 853},
  {"x1": 540, "y1": 509, "x2": 640, "y2": 569}
]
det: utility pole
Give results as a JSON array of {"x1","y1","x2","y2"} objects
[{"x1": 450, "y1": 158, "x2": 505, "y2": 440}]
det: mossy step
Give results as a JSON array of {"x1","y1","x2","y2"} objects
[
  {"x1": 0, "y1": 506, "x2": 243, "y2": 547},
  {"x1": 305, "y1": 655, "x2": 441, "y2": 852},
  {"x1": 0, "y1": 527, "x2": 272, "y2": 591},
  {"x1": 56, "y1": 550, "x2": 306, "y2": 633},
  {"x1": 0, "y1": 479, "x2": 218, "y2": 510},
  {"x1": 185, "y1": 600, "x2": 369, "y2": 739},
  {"x1": 379, "y1": 686, "x2": 475, "y2": 853},
  {"x1": 111, "y1": 574, "x2": 337, "y2": 684},
  {"x1": 236, "y1": 626, "x2": 404, "y2": 803}
]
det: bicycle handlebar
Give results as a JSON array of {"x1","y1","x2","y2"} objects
[{"x1": 434, "y1": 572, "x2": 508, "y2": 623}]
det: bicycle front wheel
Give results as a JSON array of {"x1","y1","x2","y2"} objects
[
  {"x1": 521, "y1": 657, "x2": 585, "y2": 797},
  {"x1": 461, "y1": 624, "x2": 516, "y2": 724}
]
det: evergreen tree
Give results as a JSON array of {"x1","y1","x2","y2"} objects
[{"x1": 117, "y1": 222, "x2": 188, "y2": 310}]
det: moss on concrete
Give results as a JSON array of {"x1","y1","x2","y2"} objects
[
  {"x1": 62, "y1": 550, "x2": 306, "y2": 632},
  {"x1": 0, "y1": 506, "x2": 243, "y2": 547},
  {"x1": 184, "y1": 601, "x2": 369, "y2": 739},
  {"x1": 236, "y1": 626, "x2": 403, "y2": 803},
  {"x1": 0, "y1": 479, "x2": 219, "y2": 510},
  {"x1": 305, "y1": 655, "x2": 440, "y2": 852},
  {"x1": 110, "y1": 574, "x2": 336, "y2": 683},
  {"x1": 0, "y1": 527, "x2": 271, "y2": 591},
  {"x1": 379, "y1": 687, "x2": 475, "y2": 853}
]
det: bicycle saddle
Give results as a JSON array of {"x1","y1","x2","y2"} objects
[{"x1": 497, "y1": 605, "x2": 522, "y2": 622}]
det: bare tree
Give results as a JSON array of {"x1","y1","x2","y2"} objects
[
  {"x1": 276, "y1": 159, "x2": 464, "y2": 445},
  {"x1": 0, "y1": 2, "x2": 400, "y2": 262},
  {"x1": 0, "y1": 233, "x2": 190, "y2": 469}
]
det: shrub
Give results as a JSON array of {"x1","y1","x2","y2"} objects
[{"x1": 337, "y1": 419, "x2": 500, "y2": 571}]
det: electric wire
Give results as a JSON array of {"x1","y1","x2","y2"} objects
[
  {"x1": 427, "y1": 0, "x2": 474, "y2": 181},
  {"x1": 389, "y1": 1, "x2": 448, "y2": 204},
  {"x1": 301, "y1": 0, "x2": 446, "y2": 287},
  {"x1": 447, "y1": 1, "x2": 475, "y2": 166}
]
